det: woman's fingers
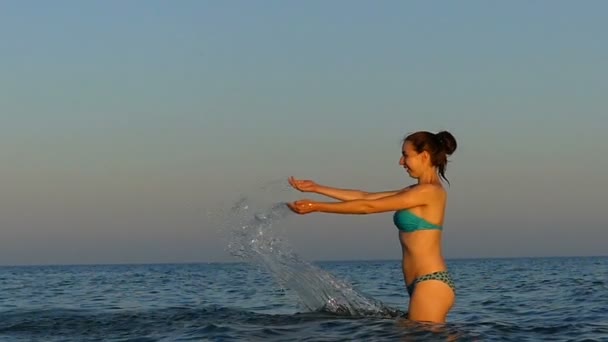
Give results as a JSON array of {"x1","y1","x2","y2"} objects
[
  {"x1": 287, "y1": 201, "x2": 303, "y2": 214},
  {"x1": 288, "y1": 176, "x2": 298, "y2": 187},
  {"x1": 288, "y1": 176, "x2": 304, "y2": 191},
  {"x1": 287, "y1": 200, "x2": 314, "y2": 214}
]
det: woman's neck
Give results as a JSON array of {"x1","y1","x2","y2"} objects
[{"x1": 417, "y1": 168, "x2": 441, "y2": 185}]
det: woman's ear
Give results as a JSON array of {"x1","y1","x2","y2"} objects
[{"x1": 420, "y1": 150, "x2": 431, "y2": 165}]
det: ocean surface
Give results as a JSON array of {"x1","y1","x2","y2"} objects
[
  {"x1": 1, "y1": 187, "x2": 607, "y2": 341},
  {"x1": 1, "y1": 257, "x2": 607, "y2": 341}
]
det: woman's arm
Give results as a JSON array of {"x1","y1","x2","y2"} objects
[
  {"x1": 289, "y1": 176, "x2": 402, "y2": 201},
  {"x1": 288, "y1": 184, "x2": 438, "y2": 215},
  {"x1": 315, "y1": 184, "x2": 401, "y2": 201}
]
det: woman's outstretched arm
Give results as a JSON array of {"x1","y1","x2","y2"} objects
[
  {"x1": 288, "y1": 184, "x2": 439, "y2": 215},
  {"x1": 289, "y1": 176, "x2": 401, "y2": 201}
]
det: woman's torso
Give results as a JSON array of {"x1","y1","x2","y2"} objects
[{"x1": 394, "y1": 186, "x2": 448, "y2": 285}]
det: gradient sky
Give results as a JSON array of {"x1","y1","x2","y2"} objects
[{"x1": 1, "y1": 1, "x2": 606, "y2": 265}]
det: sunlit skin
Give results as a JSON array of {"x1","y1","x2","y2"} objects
[{"x1": 287, "y1": 141, "x2": 455, "y2": 323}]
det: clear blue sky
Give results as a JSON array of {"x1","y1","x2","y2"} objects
[{"x1": 1, "y1": 1, "x2": 606, "y2": 265}]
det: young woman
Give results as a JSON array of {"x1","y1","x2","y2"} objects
[{"x1": 287, "y1": 131, "x2": 457, "y2": 323}]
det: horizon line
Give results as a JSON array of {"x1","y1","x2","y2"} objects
[{"x1": 1, "y1": 254, "x2": 606, "y2": 268}]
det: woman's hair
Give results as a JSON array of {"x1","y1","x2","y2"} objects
[{"x1": 404, "y1": 131, "x2": 457, "y2": 184}]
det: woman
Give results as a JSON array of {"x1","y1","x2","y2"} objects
[{"x1": 287, "y1": 131, "x2": 457, "y2": 323}]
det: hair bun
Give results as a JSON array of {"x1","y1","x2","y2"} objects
[{"x1": 436, "y1": 131, "x2": 457, "y2": 155}]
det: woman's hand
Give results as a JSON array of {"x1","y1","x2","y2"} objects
[
  {"x1": 288, "y1": 176, "x2": 318, "y2": 193},
  {"x1": 287, "y1": 199, "x2": 318, "y2": 214}
]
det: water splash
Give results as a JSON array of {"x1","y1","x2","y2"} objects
[{"x1": 225, "y1": 181, "x2": 403, "y2": 318}]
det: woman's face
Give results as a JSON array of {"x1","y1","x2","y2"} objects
[{"x1": 399, "y1": 141, "x2": 425, "y2": 178}]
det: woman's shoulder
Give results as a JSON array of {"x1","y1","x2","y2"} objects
[{"x1": 406, "y1": 183, "x2": 446, "y2": 197}]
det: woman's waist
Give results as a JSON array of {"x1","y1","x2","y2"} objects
[
  {"x1": 402, "y1": 254, "x2": 447, "y2": 281},
  {"x1": 400, "y1": 237, "x2": 442, "y2": 257}
]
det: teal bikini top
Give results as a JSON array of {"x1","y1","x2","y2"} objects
[{"x1": 393, "y1": 210, "x2": 443, "y2": 232}]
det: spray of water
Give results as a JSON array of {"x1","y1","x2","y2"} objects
[{"x1": 225, "y1": 181, "x2": 403, "y2": 318}]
